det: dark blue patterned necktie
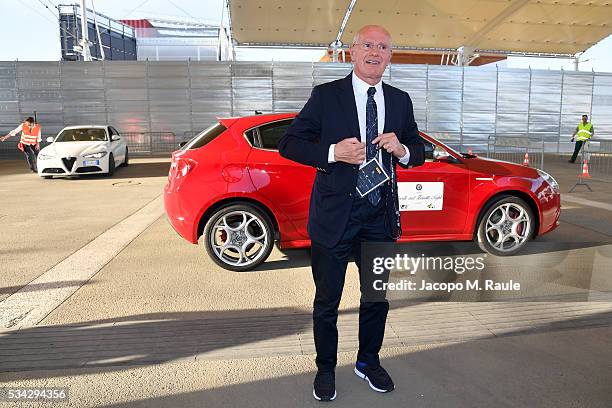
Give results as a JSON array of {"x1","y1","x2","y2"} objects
[{"x1": 358, "y1": 86, "x2": 381, "y2": 205}]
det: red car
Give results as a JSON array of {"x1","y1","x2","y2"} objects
[{"x1": 164, "y1": 113, "x2": 560, "y2": 271}]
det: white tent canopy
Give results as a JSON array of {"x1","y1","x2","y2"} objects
[{"x1": 229, "y1": 0, "x2": 612, "y2": 55}]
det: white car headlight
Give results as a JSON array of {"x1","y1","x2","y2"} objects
[
  {"x1": 83, "y1": 151, "x2": 108, "y2": 159},
  {"x1": 537, "y1": 169, "x2": 559, "y2": 193}
]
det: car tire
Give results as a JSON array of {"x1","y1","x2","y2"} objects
[
  {"x1": 108, "y1": 153, "x2": 115, "y2": 176},
  {"x1": 203, "y1": 203, "x2": 275, "y2": 272},
  {"x1": 476, "y1": 195, "x2": 534, "y2": 256},
  {"x1": 122, "y1": 148, "x2": 129, "y2": 167}
]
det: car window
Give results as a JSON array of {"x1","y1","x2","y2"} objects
[
  {"x1": 182, "y1": 122, "x2": 227, "y2": 150},
  {"x1": 109, "y1": 127, "x2": 120, "y2": 136},
  {"x1": 244, "y1": 129, "x2": 258, "y2": 147},
  {"x1": 56, "y1": 128, "x2": 107, "y2": 142},
  {"x1": 257, "y1": 119, "x2": 293, "y2": 150}
]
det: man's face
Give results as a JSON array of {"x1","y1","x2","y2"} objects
[
  {"x1": 582, "y1": 116, "x2": 588, "y2": 123},
  {"x1": 350, "y1": 27, "x2": 392, "y2": 85}
]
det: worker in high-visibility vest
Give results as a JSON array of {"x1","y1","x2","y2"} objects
[
  {"x1": 0, "y1": 116, "x2": 42, "y2": 172},
  {"x1": 569, "y1": 114, "x2": 594, "y2": 163}
]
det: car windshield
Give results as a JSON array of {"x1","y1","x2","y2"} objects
[{"x1": 55, "y1": 128, "x2": 107, "y2": 142}]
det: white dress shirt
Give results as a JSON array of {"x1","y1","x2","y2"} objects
[{"x1": 328, "y1": 72, "x2": 411, "y2": 166}]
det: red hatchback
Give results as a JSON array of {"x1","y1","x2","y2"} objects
[{"x1": 164, "y1": 113, "x2": 560, "y2": 271}]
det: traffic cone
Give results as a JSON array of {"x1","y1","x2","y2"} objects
[
  {"x1": 522, "y1": 152, "x2": 529, "y2": 166},
  {"x1": 581, "y1": 159, "x2": 591, "y2": 178}
]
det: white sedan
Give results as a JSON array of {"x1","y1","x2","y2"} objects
[{"x1": 38, "y1": 126, "x2": 128, "y2": 178}]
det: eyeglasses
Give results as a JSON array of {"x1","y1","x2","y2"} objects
[{"x1": 352, "y1": 42, "x2": 391, "y2": 53}]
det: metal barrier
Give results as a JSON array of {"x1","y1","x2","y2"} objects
[
  {"x1": 1, "y1": 61, "x2": 611, "y2": 160},
  {"x1": 582, "y1": 140, "x2": 612, "y2": 180},
  {"x1": 0, "y1": 130, "x2": 183, "y2": 158},
  {"x1": 485, "y1": 134, "x2": 545, "y2": 169},
  {"x1": 120, "y1": 132, "x2": 182, "y2": 155}
]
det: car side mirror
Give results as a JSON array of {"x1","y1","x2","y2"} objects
[
  {"x1": 424, "y1": 142, "x2": 435, "y2": 160},
  {"x1": 111, "y1": 136, "x2": 120, "y2": 142},
  {"x1": 179, "y1": 141, "x2": 187, "y2": 148},
  {"x1": 433, "y1": 146, "x2": 451, "y2": 161},
  {"x1": 46, "y1": 136, "x2": 54, "y2": 143}
]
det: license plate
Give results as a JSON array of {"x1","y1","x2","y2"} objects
[{"x1": 83, "y1": 160, "x2": 99, "y2": 166}]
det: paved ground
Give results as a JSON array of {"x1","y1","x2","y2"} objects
[
  {"x1": 0, "y1": 158, "x2": 170, "y2": 303},
  {"x1": 0, "y1": 154, "x2": 611, "y2": 407}
]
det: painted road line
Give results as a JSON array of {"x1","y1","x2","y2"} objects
[
  {"x1": 0, "y1": 195, "x2": 164, "y2": 329},
  {"x1": 561, "y1": 195, "x2": 612, "y2": 212}
]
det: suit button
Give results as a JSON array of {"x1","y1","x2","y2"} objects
[{"x1": 349, "y1": 192, "x2": 353, "y2": 197}]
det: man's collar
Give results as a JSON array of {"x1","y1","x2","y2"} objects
[{"x1": 352, "y1": 72, "x2": 383, "y2": 95}]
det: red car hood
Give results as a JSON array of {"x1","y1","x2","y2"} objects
[{"x1": 463, "y1": 156, "x2": 540, "y2": 178}]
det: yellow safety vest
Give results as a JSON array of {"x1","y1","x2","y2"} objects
[{"x1": 576, "y1": 122, "x2": 593, "y2": 142}]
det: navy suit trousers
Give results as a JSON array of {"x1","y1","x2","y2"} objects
[{"x1": 311, "y1": 193, "x2": 393, "y2": 373}]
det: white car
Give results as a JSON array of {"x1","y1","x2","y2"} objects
[{"x1": 38, "y1": 125, "x2": 128, "y2": 178}]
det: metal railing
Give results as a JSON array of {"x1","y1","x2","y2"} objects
[
  {"x1": 1, "y1": 61, "x2": 611, "y2": 160},
  {"x1": 0, "y1": 129, "x2": 183, "y2": 158},
  {"x1": 485, "y1": 134, "x2": 545, "y2": 169},
  {"x1": 581, "y1": 140, "x2": 612, "y2": 180},
  {"x1": 120, "y1": 132, "x2": 183, "y2": 155}
]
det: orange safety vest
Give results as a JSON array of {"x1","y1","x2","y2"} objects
[{"x1": 20, "y1": 122, "x2": 40, "y2": 145}]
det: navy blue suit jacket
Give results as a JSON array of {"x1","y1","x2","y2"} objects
[{"x1": 279, "y1": 73, "x2": 425, "y2": 248}]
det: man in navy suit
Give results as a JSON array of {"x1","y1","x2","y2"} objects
[{"x1": 279, "y1": 25, "x2": 425, "y2": 401}]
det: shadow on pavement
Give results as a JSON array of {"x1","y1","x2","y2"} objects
[
  {"x1": 254, "y1": 248, "x2": 312, "y2": 271},
  {"x1": 0, "y1": 308, "x2": 311, "y2": 378},
  {"x1": 46, "y1": 161, "x2": 171, "y2": 181},
  {"x1": 6, "y1": 312, "x2": 609, "y2": 408},
  {"x1": 0, "y1": 298, "x2": 429, "y2": 378},
  {"x1": 0, "y1": 280, "x2": 96, "y2": 296}
]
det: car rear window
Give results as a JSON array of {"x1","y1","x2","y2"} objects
[{"x1": 182, "y1": 122, "x2": 227, "y2": 150}]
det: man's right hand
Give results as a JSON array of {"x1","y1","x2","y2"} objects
[{"x1": 334, "y1": 137, "x2": 365, "y2": 164}]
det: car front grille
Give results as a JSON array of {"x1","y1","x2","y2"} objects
[
  {"x1": 41, "y1": 168, "x2": 65, "y2": 174},
  {"x1": 61, "y1": 157, "x2": 76, "y2": 171},
  {"x1": 75, "y1": 166, "x2": 102, "y2": 173}
]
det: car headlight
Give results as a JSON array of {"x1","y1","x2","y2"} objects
[
  {"x1": 537, "y1": 169, "x2": 559, "y2": 193},
  {"x1": 83, "y1": 151, "x2": 107, "y2": 159},
  {"x1": 37, "y1": 152, "x2": 56, "y2": 160}
]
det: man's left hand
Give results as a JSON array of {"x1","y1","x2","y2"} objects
[{"x1": 371, "y1": 132, "x2": 406, "y2": 158}]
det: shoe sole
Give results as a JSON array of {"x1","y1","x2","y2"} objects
[
  {"x1": 354, "y1": 367, "x2": 394, "y2": 393},
  {"x1": 312, "y1": 388, "x2": 336, "y2": 401}
]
